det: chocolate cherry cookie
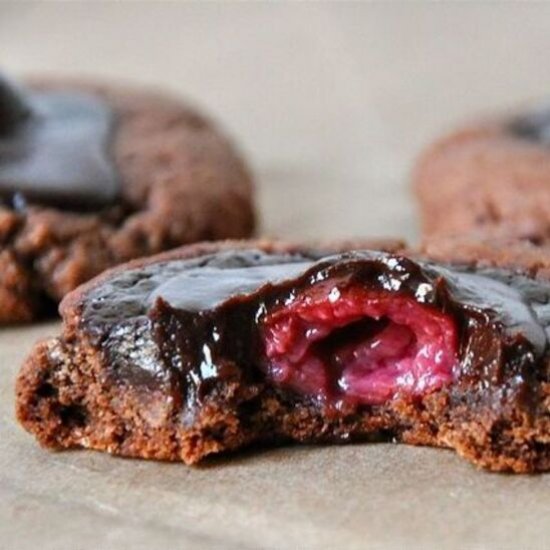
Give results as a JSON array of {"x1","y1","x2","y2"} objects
[
  {"x1": 0, "y1": 74, "x2": 254, "y2": 322},
  {"x1": 414, "y1": 104, "x2": 550, "y2": 242},
  {"x1": 16, "y1": 239, "x2": 550, "y2": 472}
]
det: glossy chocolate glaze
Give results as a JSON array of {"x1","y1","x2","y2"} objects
[
  {"x1": 0, "y1": 74, "x2": 119, "y2": 210},
  {"x1": 509, "y1": 105, "x2": 550, "y2": 144},
  {"x1": 147, "y1": 262, "x2": 314, "y2": 311},
  {"x1": 0, "y1": 75, "x2": 31, "y2": 135},
  {"x1": 80, "y1": 248, "x2": 550, "y2": 416}
]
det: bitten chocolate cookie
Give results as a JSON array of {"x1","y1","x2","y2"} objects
[
  {"x1": 16, "y1": 238, "x2": 550, "y2": 472},
  {"x1": 413, "y1": 104, "x2": 550, "y2": 242},
  {"x1": 0, "y1": 74, "x2": 255, "y2": 322}
]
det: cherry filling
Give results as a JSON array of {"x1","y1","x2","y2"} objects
[{"x1": 262, "y1": 284, "x2": 459, "y2": 405}]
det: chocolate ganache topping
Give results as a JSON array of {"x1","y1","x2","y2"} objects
[
  {"x1": 0, "y1": 74, "x2": 119, "y2": 210},
  {"x1": 509, "y1": 104, "x2": 550, "y2": 144},
  {"x1": 79, "y1": 249, "x2": 550, "y2": 409},
  {"x1": 82, "y1": 249, "x2": 550, "y2": 351}
]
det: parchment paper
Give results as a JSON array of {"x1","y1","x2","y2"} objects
[{"x1": 1, "y1": 4, "x2": 550, "y2": 549}]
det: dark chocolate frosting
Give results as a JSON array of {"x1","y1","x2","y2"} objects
[
  {"x1": 82, "y1": 249, "x2": 550, "y2": 356},
  {"x1": 509, "y1": 105, "x2": 550, "y2": 144},
  {"x1": 77, "y1": 248, "x2": 550, "y2": 415},
  {"x1": 147, "y1": 261, "x2": 314, "y2": 311},
  {"x1": 422, "y1": 263, "x2": 550, "y2": 355},
  {"x1": 0, "y1": 74, "x2": 119, "y2": 210},
  {"x1": 82, "y1": 250, "x2": 315, "y2": 327}
]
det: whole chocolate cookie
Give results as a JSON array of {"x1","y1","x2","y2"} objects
[
  {"x1": 413, "y1": 105, "x2": 550, "y2": 243},
  {"x1": 16, "y1": 238, "x2": 550, "y2": 472},
  {"x1": 0, "y1": 75, "x2": 255, "y2": 322}
]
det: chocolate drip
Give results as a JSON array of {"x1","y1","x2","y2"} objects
[{"x1": 0, "y1": 74, "x2": 119, "y2": 210}]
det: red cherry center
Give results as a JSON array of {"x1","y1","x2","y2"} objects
[{"x1": 262, "y1": 283, "x2": 458, "y2": 405}]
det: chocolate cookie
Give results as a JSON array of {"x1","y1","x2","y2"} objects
[
  {"x1": 413, "y1": 104, "x2": 550, "y2": 242},
  {"x1": 16, "y1": 239, "x2": 550, "y2": 472},
  {"x1": 0, "y1": 74, "x2": 255, "y2": 322}
]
